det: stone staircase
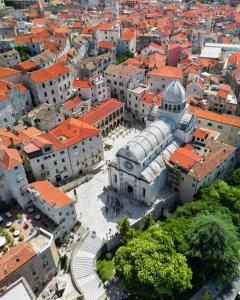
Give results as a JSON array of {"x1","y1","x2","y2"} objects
[{"x1": 71, "y1": 228, "x2": 106, "y2": 300}]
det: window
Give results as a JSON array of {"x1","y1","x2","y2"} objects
[
  {"x1": 62, "y1": 159, "x2": 65, "y2": 163},
  {"x1": 73, "y1": 145, "x2": 77, "y2": 149},
  {"x1": 142, "y1": 188, "x2": 146, "y2": 197},
  {"x1": 114, "y1": 174, "x2": 117, "y2": 183},
  {"x1": 44, "y1": 92, "x2": 47, "y2": 97}
]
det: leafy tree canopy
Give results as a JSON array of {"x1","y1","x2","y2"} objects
[
  {"x1": 187, "y1": 213, "x2": 240, "y2": 282},
  {"x1": 116, "y1": 51, "x2": 134, "y2": 64},
  {"x1": 114, "y1": 226, "x2": 192, "y2": 299}
]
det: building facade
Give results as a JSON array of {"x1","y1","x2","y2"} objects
[{"x1": 108, "y1": 81, "x2": 197, "y2": 206}]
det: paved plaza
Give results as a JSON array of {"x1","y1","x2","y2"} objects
[{"x1": 67, "y1": 125, "x2": 150, "y2": 239}]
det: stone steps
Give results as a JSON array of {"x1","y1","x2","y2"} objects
[
  {"x1": 82, "y1": 276, "x2": 106, "y2": 300},
  {"x1": 79, "y1": 234, "x2": 103, "y2": 254},
  {"x1": 71, "y1": 229, "x2": 106, "y2": 300}
]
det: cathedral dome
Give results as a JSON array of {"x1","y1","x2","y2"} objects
[
  {"x1": 148, "y1": 105, "x2": 160, "y2": 122},
  {"x1": 163, "y1": 80, "x2": 186, "y2": 105}
]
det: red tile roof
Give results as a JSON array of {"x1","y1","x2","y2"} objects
[
  {"x1": 170, "y1": 146, "x2": 201, "y2": 170},
  {"x1": 78, "y1": 98, "x2": 123, "y2": 125},
  {"x1": 190, "y1": 106, "x2": 240, "y2": 128},
  {"x1": 73, "y1": 80, "x2": 92, "y2": 89},
  {"x1": 29, "y1": 180, "x2": 74, "y2": 208},
  {"x1": 98, "y1": 41, "x2": 114, "y2": 48},
  {"x1": 0, "y1": 146, "x2": 23, "y2": 170},
  {"x1": 0, "y1": 128, "x2": 21, "y2": 147},
  {"x1": 148, "y1": 66, "x2": 182, "y2": 79},
  {"x1": 0, "y1": 67, "x2": 20, "y2": 80},
  {"x1": 0, "y1": 242, "x2": 36, "y2": 283},
  {"x1": 51, "y1": 118, "x2": 100, "y2": 147},
  {"x1": 64, "y1": 96, "x2": 82, "y2": 111},
  {"x1": 122, "y1": 28, "x2": 135, "y2": 41},
  {"x1": 189, "y1": 141, "x2": 236, "y2": 181},
  {"x1": 29, "y1": 63, "x2": 69, "y2": 83},
  {"x1": 0, "y1": 80, "x2": 27, "y2": 102},
  {"x1": 193, "y1": 128, "x2": 209, "y2": 140},
  {"x1": 17, "y1": 60, "x2": 38, "y2": 71}
]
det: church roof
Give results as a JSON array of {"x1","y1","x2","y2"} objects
[
  {"x1": 163, "y1": 80, "x2": 186, "y2": 105},
  {"x1": 141, "y1": 140, "x2": 180, "y2": 183},
  {"x1": 126, "y1": 120, "x2": 174, "y2": 163}
]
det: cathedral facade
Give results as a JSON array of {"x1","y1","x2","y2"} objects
[{"x1": 108, "y1": 81, "x2": 197, "y2": 206}]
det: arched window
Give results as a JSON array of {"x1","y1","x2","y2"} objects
[
  {"x1": 178, "y1": 104, "x2": 181, "y2": 111},
  {"x1": 165, "y1": 103, "x2": 168, "y2": 109},
  {"x1": 173, "y1": 105, "x2": 176, "y2": 111},
  {"x1": 169, "y1": 104, "x2": 172, "y2": 111}
]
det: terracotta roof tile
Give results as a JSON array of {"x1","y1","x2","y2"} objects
[
  {"x1": 0, "y1": 146, "x2": 22, "y2": 170},
  {"x1": 50, "y1": 118, "x2": 100, "y2": 147},
  {"x1": 0, "y1": 242, "x2": 36, "y2": 283},
  {"x1": 170, "y1": 146, "x2": 201, "y2": 170},
  {"x1": 64, "y1": 96, "x2": 82, "y2": 111},
  {"x1": 0, "y1": 67, "x2": 20, "y2": 80},
  {"x1": 78, "y1": 98, "x2": 123, "y2": 125},
  {"x1": 73, "y1": 80, "x2": 92, "y2": 88},
  {"x1": 190, "y1": 106, "x2": 240, "y2": 128},
  {"x1": 29, "y1": 63, "x2": 69, "y2": 83},
  {"x1": 189, "y1": 141, "x2": 236, "y2": 181},
  {"x1": 29, "y1": 180, "x2": 74, "y2": 208},
  {"x1": 148, "y1": 66, "x2": 182, "y2": 79}
]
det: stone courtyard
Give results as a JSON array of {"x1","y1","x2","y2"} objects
[{"x1": 67, "y1": 125, "x2": 150, "y2": 239}]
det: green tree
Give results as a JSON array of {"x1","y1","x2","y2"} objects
[
  {"x1": 142, "y1": 212, "x2": 155, "y2": 230},
  {"x1": 201, "y1": 290, "x2": 212, "y2": 300},
  {"x1": 160, "y1": 217, "x2": 190, "y2": 254},
  {"x1": 114, "y1": 226, "x2": 192, "y2": 299},
  {"x1": 117, "y1": 217, "x2": 135, "y2": 245},
  {"x1": 175, "y1": 198, "x2": 231, "y2": 220},
  {"x1": 228, "y1": 168, "x2": 240, "y2": 186},
  {"x1": 116, "y1": 51, "x2": 134, "y2": 64},
  {"x1": 187, "y1": 213, "x2": 240, "y2": 283},
  {"x1": 16, "y1": 45, "x2": 31, "y2": 62},
  {"x1": 197, "y1": 180, "x2": 240, "y2": 227}
]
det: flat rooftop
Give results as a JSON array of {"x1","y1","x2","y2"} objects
[
  {"x1": 29, "y1": 230, "x2": 51, "y2": 254},
  {"x1": 0, "y1": 278, "x2": 35, "y2": 300},
  {"x1": 200, "y1": 46, "x2": 222, "y2": 59},
  {"x1": 131, "y1": 86, "x2": 147, "y2": 93}
]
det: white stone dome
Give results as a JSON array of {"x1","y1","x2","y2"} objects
[{"x1": 163, "y1": 80, "x2": 186, "y2": 105}]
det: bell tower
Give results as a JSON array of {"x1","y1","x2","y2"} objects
[{"x1": 112, "y1": 0, "x2": 119, "y2": 20}]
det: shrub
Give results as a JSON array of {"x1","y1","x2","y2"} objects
[
  {"x1": 16, "y1": 213, "x2": 23, "y2": 220},
  {"x1": 18, "y1": 234, "x2": 24, "y2": 242},
  {"x1": 105, "y1": 252, "x2": 112, "y2": 260},
  {"x1": 10, "y1": 225, "x2": 16, "y2": 232},
  {"x1": 2, "y1": 245, "x2": 8, "y2": 253}
]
